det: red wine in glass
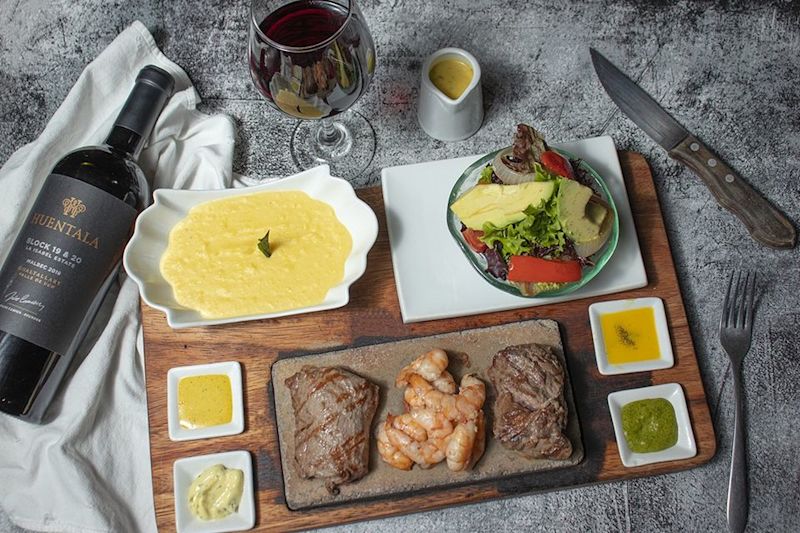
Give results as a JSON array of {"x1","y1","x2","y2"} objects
[{"x1": 249, "y1": 0, "x2": 375, "y2": 120}]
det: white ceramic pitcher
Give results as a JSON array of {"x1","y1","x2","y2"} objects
[{"x1": 417, "y1": 48, "x2": 483, "y2": 142}]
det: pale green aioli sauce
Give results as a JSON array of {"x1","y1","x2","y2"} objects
[{"x1": 188, "y1": 464, "x2": 244, "y2": 521}]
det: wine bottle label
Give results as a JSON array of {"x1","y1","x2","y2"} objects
[{"x1": 0, "y1": 174, "x2": 137, "y2": 355}]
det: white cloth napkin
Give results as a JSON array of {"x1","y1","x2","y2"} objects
[{"x1": 0, "y1": 21, "x2": 235, "y2": 533}]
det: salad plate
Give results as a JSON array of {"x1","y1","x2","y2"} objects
[
  {"x1": 382, "y1": 135, "x2": 647, "y2": 323},
  {"x1": 446, "y1": 145, "x2": 619, "y2": 298}
]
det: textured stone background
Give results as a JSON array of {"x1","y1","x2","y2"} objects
[{"x1": 1, "y1": 0, "x2": 799, "y2": 531}]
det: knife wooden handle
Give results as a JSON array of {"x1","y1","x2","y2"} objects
[{"x1": 669, "y1": 135, "x2": 796, "y2": 249}]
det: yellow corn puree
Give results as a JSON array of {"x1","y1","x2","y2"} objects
[
  {"x1": 429, "y1": 57, "x2": 473, "y2": 99},
  {"x1": 177, "y1": 374, "x2": 233, "y2": 429},
  {"x1": 599, "y1": 307, "x2": 660, "y2": 364},
  {"x1": 160, "y1": 190, "x2": 352, "y2": 319}
]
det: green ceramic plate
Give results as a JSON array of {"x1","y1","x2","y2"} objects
[{"x1": 446, "y1": 148, "x2": 620, "y2": 298}]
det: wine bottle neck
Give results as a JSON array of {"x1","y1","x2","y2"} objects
[
  {"x1": 104, "y1": 65, "x2": 175, "y2": 160},
  {"x1": 105, "y1": 126, "x2": 145, "y2": 158}
]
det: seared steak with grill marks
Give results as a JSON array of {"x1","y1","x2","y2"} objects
[
  {"x1": 285, "y1": 366, "x2": 379, "y2": 493},
  {"x1": 487, "y1": 343, "x2": 572, "y2": 460}
]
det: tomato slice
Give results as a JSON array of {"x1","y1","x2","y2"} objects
[
  {"x1": 540, "y1": 151, "x2": 574, "y2": 179},
  {"x1": 507, "y1": 256, "x2": 582, "y2": 283},
  {"x1": 461, "y1": 228, "x2": 488, "y2": 253}
]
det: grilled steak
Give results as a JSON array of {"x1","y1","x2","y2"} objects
[
  {"x1": 487, "y1": 343, "x2": 572, "y2": 460},
  {"x1": 285, "y1": 366, "x2": 379, "y2": 493}
]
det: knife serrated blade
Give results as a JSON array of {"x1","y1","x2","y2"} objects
[
  {"x1": 590, "y1": 48, "x2": 795, "y2": 249},
  {"x1": 590, "y1": 48, "x2": 687, "y2": 151}
]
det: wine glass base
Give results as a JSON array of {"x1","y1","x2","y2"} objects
[{"x1": 290, "y1": 110, "x2": 376, "y2": 177}]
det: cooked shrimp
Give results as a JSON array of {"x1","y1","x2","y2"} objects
[
  {"x1": 432, "y1": 371, "x2": 457, "y2": 394},
  {"x1": 404, "y1": 386, "x2": 422, "y2": 410},
  {"x1": 456, "y1": 374, "x2": 486, "y2": 418},
  {"x1": 387, "y1": 350, "x2": 486, "y2": 471},
  {"x1": 409, "y1": 408, "x2": 454, "y2": 452},
  {"x1": 396, "y1": 348, "x2": 450, "y2": 386},
  {"x1": 405, "y1": 373, "x2": 486, "y2": 424},
  {"x1": 403, "y1": 371, "x2": 456, "y2": 410},
  {"x1": 391, "y1": 412, "x2": 427, "y2": 442},
  {"x1": 384, "y1": 415, "x2": 446, "y2": 467},
  {"x1": 404, "y1": 373, "x2": 444, "y2": 409},
  {"x1": 377, "y1": 418, "x2": 413, "y2": 470},
  {"x1": 446, "y1": 420, "x2": 478, "y2": 472},
  {"x1": 470, "y1": 413, "x2": 486, "y2": 469}
]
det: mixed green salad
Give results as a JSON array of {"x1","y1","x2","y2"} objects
[{"x1": 450, "y1": 124, "x2": 614, "y2": 296}]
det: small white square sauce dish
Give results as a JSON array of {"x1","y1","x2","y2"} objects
[
  {"x1": 589, "y1": 297, "x2": 674, "y2": 375},
  {"x1": 608, "y1": 383, "x2": 697, "y2": 467},
  {"x1": 167, "y1": 361, "x2": 244, "y2": 442},
  {"x1": 173, "y1": 450, "x2": 255, "y2": 533}
]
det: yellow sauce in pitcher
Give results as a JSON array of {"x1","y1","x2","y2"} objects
[{"x1": 429, "y1": 58, "x2": 473, "y2": 99}]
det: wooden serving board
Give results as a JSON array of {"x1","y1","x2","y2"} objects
[
  {"x1": 142, "y1": 152, "x2": 716, "y2": 532},
  {"x1": 272, "y1": 319, "x2": 584, "y2": 510}
]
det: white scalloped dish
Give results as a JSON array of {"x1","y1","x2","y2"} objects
[{"x1": 123, "y1": 165, "x2": 378, "y2": 329}]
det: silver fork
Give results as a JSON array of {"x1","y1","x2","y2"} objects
[{"x1": 719, "y1": 271, "x2": 756, "y2": 533}]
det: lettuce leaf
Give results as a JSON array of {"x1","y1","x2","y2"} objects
[
  {"x1": 478, "y1": 165, "x2": 494, "y2": 184},
  {"x1": 532, "y1": 162, "x2": 559, "y2": 182},
  {"x1": 480, "y1": 184, "x2": 566, "y2": 259},
  {"x1": 483, "y1": 245, "x2": 508, "y2": 279}
]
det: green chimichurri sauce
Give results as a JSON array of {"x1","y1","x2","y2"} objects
[{"x1": 621, "y1": 398, "x2": 678, "y2": 453}]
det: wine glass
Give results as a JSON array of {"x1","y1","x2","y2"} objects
[{"x1": 248, "y1": 0, "x2": 377, "y2": 177}]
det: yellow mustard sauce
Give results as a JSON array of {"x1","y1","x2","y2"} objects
[
  {"x1": 188, "y1": 464, "x2": 244, "y2": 521},
  {"x1": 160, "y1": 190, "x2": 352, "y2": 319},
  {"x1": 599, "y1": 307, "x2": 660, "y2": 364},
  {"x1": 429, "y1": 58, "x2": 473, "y2": 99},
  {"x1": 178, "y1": 374, "x2": 232, "y2": 429}
]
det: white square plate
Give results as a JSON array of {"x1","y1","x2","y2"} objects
[
  {"x1": 607, "y1": 383, "x2": 697, "y2": 467},
  {"x1": 589, "y1": 297, "x2": 674, "y2": 375},
  {"x1": 167, "y1": 362, "x2": 244, "y2": 442},
  {"x1": 173, "y1": 450, "x2": 255, "y2": 533},
  {"x1": 381, "y1": 136, "x2": 647, "y2": 323}
]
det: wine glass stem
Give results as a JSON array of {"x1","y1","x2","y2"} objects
[{"x1": 317, "y1": 119, "x2": 343, "y2": 147}]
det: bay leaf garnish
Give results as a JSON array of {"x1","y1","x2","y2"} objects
[{"x1": 258, "y1": 230, "x2": 271, "y2": 258}]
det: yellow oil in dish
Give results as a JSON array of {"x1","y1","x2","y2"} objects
[
  {"x1": 600, "y1": 307, "x2": 660, "y2": 364},
  {"x1": 429, "y1": 58, "x2": 473, "y2": 99},
  {"x1": 160, "y1": 190, "x2": 352, "y2": 319},
  {"x1": 178, "y1": 374, "x2": 233, "y2": 429}
]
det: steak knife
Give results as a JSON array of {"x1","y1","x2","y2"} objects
[{"x1": 590, "y1": 48, "x2": 796, "y2": 249}]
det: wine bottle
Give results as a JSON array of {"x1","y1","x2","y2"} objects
[{"x1": 0, "y1": 65, "x2": 174, "y2": 421}]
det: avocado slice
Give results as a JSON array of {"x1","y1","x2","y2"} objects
[
  {"x1": 558, "y1": 180, "x2": 613, "y2": 256},
  {"x1": 557, "y1": 179, "x2": 602, "y2": 242},
  {"x1": 586, "y1": 198, "x2": 608, "y2": 226},
  {"x1": 574, "y1": 197, "x2": 614, "y2": 257},
  {"x1": 450, "y1": 181, "x2": 556, "y2": 230}
]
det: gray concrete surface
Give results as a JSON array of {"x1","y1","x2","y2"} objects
[{"x1": 1, "y1": 0, "x2": 799, "y2": 531}]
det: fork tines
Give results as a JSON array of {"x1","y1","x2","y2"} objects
[{"x1": 721, "y1": 271, "x2": 756, "y2": 330}]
